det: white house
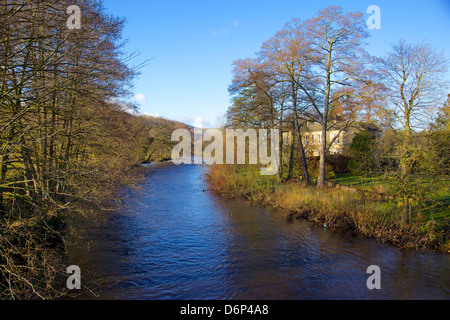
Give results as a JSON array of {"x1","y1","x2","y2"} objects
[{"x1": 284, "y1": 122, "x2": 381, "y2": 157}]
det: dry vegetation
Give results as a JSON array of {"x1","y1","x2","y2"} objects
[{"x1": 206, "y1": 164, "x2": 450, "y2": 253}]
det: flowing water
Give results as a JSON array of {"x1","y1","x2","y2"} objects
[{"x1": 67, "y1": 162, "x2": 450, "y2": 300}]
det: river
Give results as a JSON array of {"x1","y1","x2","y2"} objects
[{"x1": 67, "y1": 162, "x2": 450, "y2": 300}]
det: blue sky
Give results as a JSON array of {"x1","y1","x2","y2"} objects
[{"x1": 102, "y1": 0, "x2": 450, "y2": 127}]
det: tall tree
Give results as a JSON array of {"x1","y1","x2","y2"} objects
[
  {"x1": 258, "y1": 18, "x2": 314, "y2": 185},
  {"x1": 228, "y1": 58, "x2": 289, "y2": 178},
  {"x1": 377, "y1": 40, "x2": 448, "y2": 177},
  {"x1": 228, "y1": 58, "x2": 279, "y2": 129},
  {"x1": 0, "y1": 0, "x2": 142, "y2": 299},
  {"x1": 300, "y1": 6, "x2": 370, "y2": 188}
]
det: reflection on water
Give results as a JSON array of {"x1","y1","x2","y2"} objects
[{"x1": 67, "y1": 162, "x2": 450, "y2": 300}]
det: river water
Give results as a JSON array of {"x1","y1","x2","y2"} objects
[{"x1": 68, "y1": 162, "x2": 450, "y2": 300}]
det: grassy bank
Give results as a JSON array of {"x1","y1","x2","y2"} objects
[{"x1": 206, "y1": 165, "x2": 450, "y2": 253}]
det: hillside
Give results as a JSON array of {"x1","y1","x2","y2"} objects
[{"x1": 137, "y1": 115, "x2": 193, "y2": 163}]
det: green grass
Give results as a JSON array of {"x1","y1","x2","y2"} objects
[
  {"x1": 332, "y1": 174, "x2": 450, "y2": 199},
  {"x1": 331, "y1": 173, "x2": 387, "y2": 188},
  {"x1": 331, "y1": 173, "x2": 450, "y2": 225}
]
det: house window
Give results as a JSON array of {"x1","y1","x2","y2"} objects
[
  {"x1": 331, "y1": 132, "x2": 340, "y2": 144},
  {"x1": 318, "y1": 133, "x2": 322, "y2": 144}
]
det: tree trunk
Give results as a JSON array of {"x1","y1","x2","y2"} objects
[
  {"x1": 317, "y1": 122, "x2": 328, "y2": 188},
  {"x1": 317, "y1": 49, "x2": 332, "y2": 189},
  {"x1": 292, "y1": 84, "x2": 311, "y2": 186},
  {"x1": 294, "y1": 121, "x2": 311, "y2": 186},
  {"x1": 402, "y1": 196, "x2": 410, "y2": 226},
  {"x1": 288, "y1": 134, "x2": 295, "y2": 180}
]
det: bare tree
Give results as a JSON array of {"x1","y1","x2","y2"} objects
[
  {"x1": 0, "y1": 0, "x2": 142, "y2": 299},
  {"x1": 376, "y1": 39, "x2": 449, "y2": 177},
  {"x1": 300, "y1": 6, "x2": 370, "y2": 188},
  {"x1": 228, "y1": 58, "x2": 280, "y2": 129},
  {"x1": 258, "y1": 18, "x2": 314, "y2": 185}
]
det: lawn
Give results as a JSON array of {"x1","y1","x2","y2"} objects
[{"x1": 331, "y1": 173, "x2": 450, "y2": 223}]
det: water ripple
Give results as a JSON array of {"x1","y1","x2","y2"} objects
[{"x1": 70, "y1": 163, "x2": 450, "y2": 300}]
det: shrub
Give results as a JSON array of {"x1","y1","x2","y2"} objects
[{"x1": 348, "y1": 131, "x2": 378, "y2": 175}]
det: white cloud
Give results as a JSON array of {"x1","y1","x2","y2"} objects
[
  {"x1": 210, "y1": 28, "x2": 229, "y2": 37},
  {"x1": 210, "y1": 21, "x2": 238, "y2": 38},
  {"x1": 176, "y1": 116, "x2": 214, "y2": 128},
  {"x1": 134, "y1": 93, "x2": 147, "y2": 103},
  {"x1": 193, "y1": 117, "x2": 204, "y2": 126},
  {"x1": 141, "y1": 112, "x2": 160, "y2": 118},
  {"x1": 193, "y1": 117, "x2": 214, "y2": 128}
]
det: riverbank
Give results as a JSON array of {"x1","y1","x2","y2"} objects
[
  {"x1": 0, "y1": 162, "x2": 151, "y2": 300},
  {"x1": 205, "y1": 165, "x2": 450, "y2": 253}
]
